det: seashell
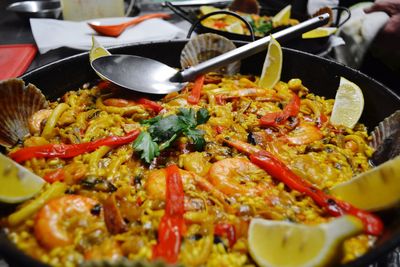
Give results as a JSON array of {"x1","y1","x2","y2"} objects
[
  {"x1": 370, "y1": 110, "x2": 400, "y2": 166},
  {"x1": 180, "y1": 33, "x2": 240, "y2": 75},
  {"x1": 0, "y1": 79, "x2": 48, "y2": 147}
]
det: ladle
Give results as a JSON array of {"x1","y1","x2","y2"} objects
[
  {"x1": 88, "y1": 13, "x2": 171, "y2": 37},
  {"x1": 91, "y1": 13, "x2": 329, "y2": 94}
]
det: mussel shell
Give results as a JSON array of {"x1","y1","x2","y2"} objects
[
  {"x1": 370, "y1": 110, "x2": 400, "y2": 166},
  {"x1": 0, "y1": 79, "x2": 48, "y2": 148},
  {"x1": 180, "y1": 33, "x2": 240, "y2": 74}
]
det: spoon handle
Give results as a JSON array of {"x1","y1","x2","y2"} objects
[{"x1": 177, "y1": 13, "x2": 330, "y2": 82}]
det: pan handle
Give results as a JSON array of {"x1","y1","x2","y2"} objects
[
  {"x1": 187, "y1": 10, "x2": 255, "y2": 41},
  {"x1": 331, "y1": 6, "x2": 351, "y2": 28},
  {"x1": 164, "y1": 1, "x2": 196, "y2": 23}
]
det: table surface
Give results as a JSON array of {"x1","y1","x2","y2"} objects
[{"x1": 0, "y1": 1, "x2": 399, "y2": 267}]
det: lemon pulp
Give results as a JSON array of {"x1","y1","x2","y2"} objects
[
  {"x1": 258, "y1": 36, "x2": 282, "y2": 89},
  {"x1": 302, "y1": 27, "x2": 337, "y2": 39},
  {"x1": 248, "y1": 216, "x2": 363, "y2": 267},
  {"x1": 330, "y1": 156, "x2": 400, "y2": 211},
  {"x1": 272, "y1": 5, "x2": 291, "y2": 27},
  {"x1": 330, "y1": 77, "x2": 364, "y2": 129},
  {"x1": 0, "y1": 153, "x2": 45, "y2": 203}
]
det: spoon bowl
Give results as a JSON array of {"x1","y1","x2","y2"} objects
[
  {"x1": 91, "y1": 14, "x2": 330, "y2": 94},
  {"x1": 88, "y1": 13, "x2": 171, "y2": 37}
]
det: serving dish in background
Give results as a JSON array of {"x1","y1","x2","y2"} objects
[
  {"x1": 0, "y1": 40, "x2": 399, "y2": 266},
  {"x1": 6, "y1": 0, "x2": 62, "y2": 20},
  {"x1": 164, "y1": 3, "x2": 350, "y2": 54}
]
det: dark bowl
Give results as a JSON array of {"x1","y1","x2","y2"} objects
[
  {"x1": 6, "y1": 0, "x2": 62, "y2": 20},
  {"x1": 0, "y1": 40, "x2": 399, "y2": 266},
  {"x1": 165, "y1": 4, "x2": 350, "y2": 54}
]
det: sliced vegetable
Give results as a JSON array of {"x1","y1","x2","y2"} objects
[
  {"x1": 9, "y1": 130, "x2": 140, "y2": 163},
  {"x1": 188, "y1": 75, "x2": 205, "y2": 105},
  {"x1": 260, "y1": 92, "x2": 300, "y2": 126},
  {"x1": 152, "y1": 165, "x2": 186, "y2": 264}
]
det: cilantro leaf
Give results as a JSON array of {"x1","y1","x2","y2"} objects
[
  {"x1": 132, "y1": 132, "x2": 160, "y2": 163},
  {"x1": 133, "y1": 108, "x2": 210, "y2": 163},
  {"x1": 184, "y1": 128, "x2": 206, "y2": 151},
  {"x1": 196, "y1": 108, "x2": 210, "y2": 125}
]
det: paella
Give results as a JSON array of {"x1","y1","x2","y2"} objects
[{"x1": 0, "y1": 35, "x2": 398, "y2": 267}]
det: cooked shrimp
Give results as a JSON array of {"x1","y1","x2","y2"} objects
[
  {"x1": 28, "y1": 109, "x2": 52, "y2": 135},
  {"x1": 34, "y1": 195, "x2": 99, "y2": 249},
  {"x1": 208, "y1": 158, "x2": 269, "y2": 196},
  {"x1": 283, "y1": 123, "x2": 323, "y2": 145}
]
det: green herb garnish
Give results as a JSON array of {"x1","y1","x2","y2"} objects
[{"x1": 133, "y1": 108, "x2": 210, "y2": 163}]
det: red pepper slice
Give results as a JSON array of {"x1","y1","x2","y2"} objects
[
  {"x1": 260, "y1": 92, "x2": 300, "y2": 127},
  {"x1": 43, "y1": 169, "x2": 65, "y2": 183},
  {"x1": 214, "y1": 223, "x2": 237, "y2": 248},
  {"x1": 214, "y1": 21, "x2": 228, "y2": 29},
  {"x1": 152, "y1": 165, "x2": 185, "y2": 264},
  {"x1": 9, "y1": 130, "x2": 140, "y2": 163},
  {"x1": 188, "y1": 75, "x2": 205, "y2": 105},
  {"x1": 250, "y1": 150, "x2": 383, "y2": 236},
  {"x1": 137, "y1": 98, "x2": 163, "y2": 114}
]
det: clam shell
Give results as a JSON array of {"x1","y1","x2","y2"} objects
[
  {"x1": 180, "y1": 33, "x2": 240, "y2": 75},
  {"x1": 370, "y1": 110, "x2": 400, "y2": 166},
  {"x1": 0, "y1": 79, "x2": 48, "y2": 147}
]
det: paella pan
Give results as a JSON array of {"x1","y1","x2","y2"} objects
[{"x1": 0, "y1": 37, "x2": 399, "y2": 267}]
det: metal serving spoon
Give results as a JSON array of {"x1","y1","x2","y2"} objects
[
  {"x1": 91, "y1": 13, "x2": 329, "y2": 94},
  {"x1": 88, "y1": 13, "x2": 171, "y2": 37}
]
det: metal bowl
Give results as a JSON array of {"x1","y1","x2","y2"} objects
[{"x1": 6, "y1": 1, "x2": 62, "y2": 20}]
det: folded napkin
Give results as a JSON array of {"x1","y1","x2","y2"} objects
[
  {"x1": 0, "y1": 44, "x2": 37, "y2": 80},
  {"x1": 30, "y1": 17, "x2": 186, "y2": 54},
  {"x1": 334, "y1": 3, "x2": 389, "y2": 68}
]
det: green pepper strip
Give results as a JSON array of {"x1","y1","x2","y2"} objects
[
  {"x1": 152, "y1": 164, "x2": 186, "y2": 264},
  {"x1": 9, "y1": 130, "x2": 140, "y2": 163}
]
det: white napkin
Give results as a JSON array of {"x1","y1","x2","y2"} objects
[
  {"x1": 30, "y1": 17, "x2": 186, "y2": 54},
  {"x1": 334, "y1": 3, "x2": 389, "y2": 68}
]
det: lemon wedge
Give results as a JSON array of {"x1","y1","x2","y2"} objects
[
  {"x1": 330, "y1": 77, "x2": 364, "y2": 129},
  {"x1": 90, "y1": 37, "x2": 111, "y2": 79},
  {"x1": 0, "y1": 153, "x2": 45, "y2": 203},
  {"x1": 302, "y1": 27, "x2": 338, "y2": 39},
  {"x1": 226, "y1": 21, "x2": 244, "y2": 34},
  {"x1": 330, "y1": 156, "x2": 400, "y2": 211},
  {"x1": 258, "y1": 36, "x2": 282, "y2": 89},
  {"x1": 199, "y1": 5, "x2": 226, "y2": 19},
  {"x1": 272, "y1": 5, "x2": 291, "y2": 27},
  {"x1": 248, "y1": 216, "x2": 363, "y2": 267}
]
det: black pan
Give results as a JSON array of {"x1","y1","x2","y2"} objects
[
  {"x1": 1, "y1": 40, "x2": 400, "y2": 267},
  {"x1": 165, "y1": 3, "x2": 350, "y2": 54}
]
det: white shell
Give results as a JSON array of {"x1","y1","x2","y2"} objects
[
  {"x1": 180, "y1": 33, "x2": 240, "y2": 74},
  {"x1": 0, "y1": 79, "x2": 48, "y2": 147},
  {"x1": 370, "y1": 110, "x2": 400, "y2": 165}
]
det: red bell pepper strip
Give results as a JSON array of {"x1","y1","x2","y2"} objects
[
  {"x1": 214, "y1": 223, "x2": 237, "y2": 248},
  {"x1": 152, "y1": 165, "x2": 186, "y2": 264},
  {"x1": 221, "y1": 138, "x2": 383, "y2": 236},
  {"x1": 188, "y1": 75, "x2": 205, "y2": 105},
  {"x1": 260, "y1": 92, "x2": 300, "y2": 127},
  {"x1": 43, "y1": 169, "x2": 65, "y2": 183},
  {"x1": 9, "y1": 130, "x2": 140, "y2": 163},
  {"x1": 137, "y1": 98, "x2": 163, "y2": 114}
]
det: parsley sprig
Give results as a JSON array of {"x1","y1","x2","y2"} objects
[{"x1": 133, "y1": 108, "x2": 210, "y2": 163}]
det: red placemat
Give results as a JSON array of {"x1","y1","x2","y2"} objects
[{"x1": 0, "y1": 44, "x2": 37, "y2": 80}]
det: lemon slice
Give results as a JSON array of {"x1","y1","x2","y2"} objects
[
  {"x1": 226, "y1": 21, "x2": 244, "y2": 34},
  {"x1": 330, "y1": 77, "x2": 364, "y2": 129},
  {"x1": 302, "y1": 27, "x2": 337, "y2": 39},
  {"x1": 248, "y1": 216, "x2": 363, "y2": 267},
  {"x1": 330, "y1": 156, "x2": 400, "y2": 211},
  {"x1": 90, "y1": 37, "x2": 111, "y2": 79},
  {"x1": 0, "y1": 153, "x2": 45, "y2": 203},
  {"x1": 272, "y1": 5, "x2": 291, "y2": 27},
  {"x1": 199, "y1": 5, "x2": 226, "y2": 19},
  {"x1": 258, "y1": 36, "x2": 282, "y2": 89}
]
